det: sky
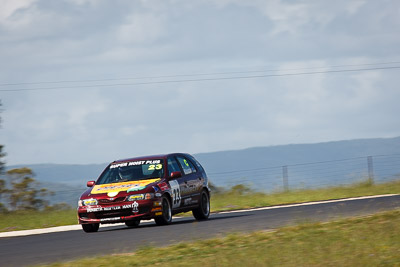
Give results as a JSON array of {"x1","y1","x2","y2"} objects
[{"x1": 0, "y1": 0, "x2": 400, "y2": 165}]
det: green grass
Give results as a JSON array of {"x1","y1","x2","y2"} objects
[
  {"x1": 42, "y1": 209, "x2": 400, "y2": 267},
  {"x1": 210, "y1": 179, "x2": 400, "y2": 212},
  {"x1": 1, "y1": 179, "x2": 399, "y2": 233},
  {"x1": 0, "y1": 209, "x2": 77, "y2": 232}
]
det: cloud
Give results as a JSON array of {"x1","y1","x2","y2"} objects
[
  {"x1": 116, "y1": 13, "x2": 166, "y2": 45},
  {"x1": 0, "y1": 0, "x2": 400, "y2": 165},
  {"x1": 0, "y1": 0, "x2": 37, "y2": 23}
]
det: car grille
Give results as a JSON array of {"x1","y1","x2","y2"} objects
[
  {"x1": 92, "y1": 206, "x2": 151, "y2": 219},
  {"x1": 94, "y1": 209, "x2": 133, "y2": 219},
  {"x1": 97, "y1": 197, "x2": 126, "y2": 204}
]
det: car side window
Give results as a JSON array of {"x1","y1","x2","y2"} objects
[
  {"x1": 187, "y1": 159, "x2": 197, "y2": 173},
  {"x1": 177, "y1": 156, "x2": 197, "y2": 175},
  {"x1": 167, "y1": 157, "x2": 181, "y2": 176},
  {"x1": 189, "y1": 156, "x2": 204, "y2": 172}
]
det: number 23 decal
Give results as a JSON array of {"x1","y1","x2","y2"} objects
[
  {"x1": 169, "y1": 180, "x2": 181, "y2": 208},
  {"x1": 148, "y1": 164, "x2": 162, "y2": 170}
]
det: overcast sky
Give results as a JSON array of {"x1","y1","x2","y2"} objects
[{"x1": 0, "y1": 0, "x2": 400, "y2": 165}]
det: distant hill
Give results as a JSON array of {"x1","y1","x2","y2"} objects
[
  {"x1": 5, "y1": 136, "x2": 400, "y2": 206},
  {"x1": 195, "y1": 136, "x2": 400, "y2": 175},
  {"x1": 6, "y1": 163, "x2": 108, "y2": 186},
  {"x1": 3, "y1": 163, "x2": 108, "y2": 207},
  {"x1": 195, "y1": 136, "x2": 400, "y2": 190}
]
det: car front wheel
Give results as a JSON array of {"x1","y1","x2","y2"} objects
[
  {"x1": 154, "y1": 196, "x2": 172, "y2": 225},
  {"x1": 82, "y1": 223, "x2": 100, "y2": 233},
  {"x1": 192, "y1": 190, "x2": 210, "y2": 220}
]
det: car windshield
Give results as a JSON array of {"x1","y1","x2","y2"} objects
[{"x1": 96, "y1": 159, "x2": 165, "y2": 185}]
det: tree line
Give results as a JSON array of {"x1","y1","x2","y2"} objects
[{"x1": 0, "y1": 100, "x2": 53, "y2": 212}]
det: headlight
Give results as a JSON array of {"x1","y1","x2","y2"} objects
[
  {"x1": 127, "y1": 193, "x2": 153, "y2": 201},
  {"x1": 79, "y1": 198, "x2": 98, "y2": 206},
  {"x1": 127, "y1": 194, "x2": 145, "y2": 201}
]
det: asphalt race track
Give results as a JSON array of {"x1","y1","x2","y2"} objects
[{"x1": 1, "y1": 195, "x2": 400, "y2": 266}]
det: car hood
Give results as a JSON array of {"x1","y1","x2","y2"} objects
[{"x1": 89, "y1": 178, "x2": 161, "y2": 198}]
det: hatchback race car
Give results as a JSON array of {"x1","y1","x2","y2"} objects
[{"x1": 78, "y1": 153, "x2": 210, "y2": 232}]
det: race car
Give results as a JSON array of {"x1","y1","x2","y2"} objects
[{"x1": 77, "y1": 153, "x2": 210, "y2": 232}]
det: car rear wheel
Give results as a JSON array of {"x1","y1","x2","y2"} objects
[
  {"x1": 154, "y1": 196, "x2": 172, "y2": 225},
  {"x1": 192, "y1": 190, "x2": 210, "y2": 220},
  {"x1": 82, "y1": 223, "x2": 100, "y2": 233},
  {"x1": 125, "y1": 220, "x2": 140, "y2": 228}
]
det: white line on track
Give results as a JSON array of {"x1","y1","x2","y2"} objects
[
  {"x1": 1, "y1": 193, "x2": 398, "y2": 238},
  {"x1": 0, "y1": 221, "x2": 152, "y2": 238},
  {"x1": 216, "y1": 193, "x2": 400, "y2": 214}
]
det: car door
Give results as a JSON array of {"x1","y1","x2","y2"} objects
[
  {"x1": 175, "y1": 155, "x2": 202, "y2": 207},
  {"x1": 167, "y1": 156, "x2": 184, "y2": 209}
]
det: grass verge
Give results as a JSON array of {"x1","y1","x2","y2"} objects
[
  {"x1": 1, "y1": 179, "x2": 399, "y2": 233},
  {"x1": 210, "y1": 179, "x2": 400, "y2": 212},
  {"x1": 42, "y1": 209, "x2": 400, "y2": 267},
  {"x1": 0, "y1": 209, "x2": 77, "y2": 232}
]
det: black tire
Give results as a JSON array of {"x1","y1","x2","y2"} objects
[
  {"x1": 154, "y1": 196, "x2": 172, "y2": 225},
  {"x1": 193, "y1": 190, "x2": 210, "y2": 220},
  {"x1": 82, "y1": 223, "x2": 99, "y2": 233},
  {"x1": 125, "y1": 220, "x2": 140, "y2": 228}
]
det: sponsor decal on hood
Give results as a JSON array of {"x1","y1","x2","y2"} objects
[{"x1": 91, "y1": 178, "x2": 161, "y2": 196}]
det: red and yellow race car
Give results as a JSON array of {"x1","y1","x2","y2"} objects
[{"x1": 78, "y1": 153, "x2": 210, "y2": 232}]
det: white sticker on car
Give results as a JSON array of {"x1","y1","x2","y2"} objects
[
  {"x1": 169, "y1": 179, "x2": 181, "y2": 209},
  {"x1": 132, "y1": 201, "x2": 139, "y2": 213}
]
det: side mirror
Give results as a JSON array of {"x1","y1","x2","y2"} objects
[
  {"x1": 170, "y1": 171, "x2": 182, "y2": 179},
  {"x1": 87, "y1": 181, "x2": 96, "y2": 187}
]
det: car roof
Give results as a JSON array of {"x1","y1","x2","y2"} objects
[{"x1": 112, "y1": 153, "x2": 190, "y2": 164}]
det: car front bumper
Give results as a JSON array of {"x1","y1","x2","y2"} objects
[{"x1": 78, "y1": 199, "x2": 163, "y2": 224}]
